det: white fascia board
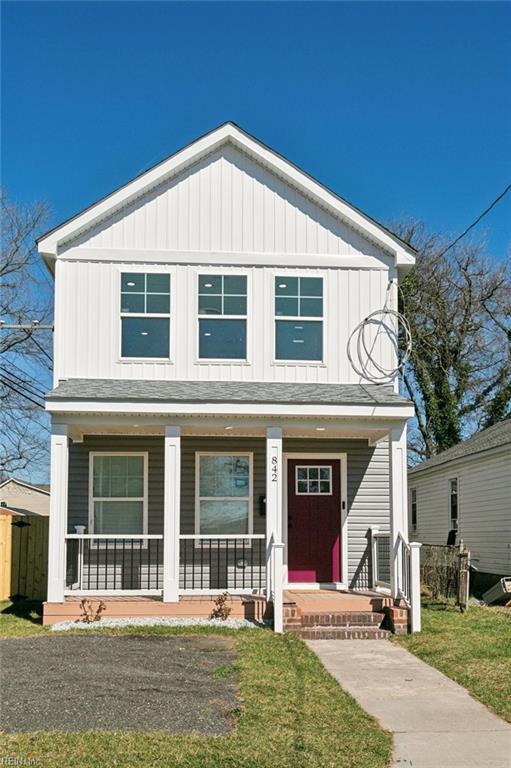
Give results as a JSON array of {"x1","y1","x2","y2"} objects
[
  {"x1": 59, "y1": 247, "x2": 392, "y2": 271},
  {"x1": 37, "y1": 123, "x2": 415, "y2": 267},
  {"x1": 46, "y1": 399, "x2": 415, "y2": 419}
]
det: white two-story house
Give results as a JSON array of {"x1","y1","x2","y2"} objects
[{"x1": 38, "y1": 122, "x2": 420, "y2": 632}]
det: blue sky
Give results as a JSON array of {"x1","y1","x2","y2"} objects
[{"x1": 2, "y1": 1, "x2": 510, "y2": 256}]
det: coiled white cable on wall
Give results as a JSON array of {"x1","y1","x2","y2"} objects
[{"x1": 346, "y1": 281, "x2": 412, "y2": 384}]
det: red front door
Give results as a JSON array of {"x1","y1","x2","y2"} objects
[{"x1": 287, "y1": 459, "x2": 341, "y2": 583}]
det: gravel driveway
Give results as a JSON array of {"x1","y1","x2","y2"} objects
[{"x1": 0, "y1": 634, "x2": 238, "y2": 734}]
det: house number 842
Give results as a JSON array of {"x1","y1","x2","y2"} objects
[{"x1": 271, "y1": 455, "x2": 278, "y2": 482}]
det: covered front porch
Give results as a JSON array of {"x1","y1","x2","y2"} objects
[{"x1": 44, "y1": 385, "x2": 420, "y2": 631}]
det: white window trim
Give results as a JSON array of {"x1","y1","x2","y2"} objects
[
  {"x1": 448, "y1": 476, "x2": 459, "y2": 531},
  {"x1": 295, "y1": 464, "x2": 333, "y2": 496},
  {"x1": 195, "y1": 269, "x2": 251, "y2": 364},
  {"x1": 194, "y1": 451, "x2": 254, "y2": 535},
  {"x1": 88, "y1": 451, "x2": 149, "y2": 537},
  {"x1": 272, "y1": 272, "x2": 325, "y2": 365},
  {"x1": 409, "y1": 487, "x2": 417, "y2": 532},
  {"x1": 117, "y1": 267, "x2": 173, "y2": 362}
]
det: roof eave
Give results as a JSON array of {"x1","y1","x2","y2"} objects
[{"x1": 37, "y1": 121, "x2": 416, "y2": 267}]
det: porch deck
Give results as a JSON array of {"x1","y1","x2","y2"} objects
[
  {"x1": 42, "y1": 593, "x2": 268, "y2": 626},
  {"x1": 42, "y1": 588, "x2": 391, "y2": 626}
]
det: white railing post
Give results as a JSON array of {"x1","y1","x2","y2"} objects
[
  {"x1": 47, "y1": 423, "x2": 69, "y2": 603},
  {"x1": 266, "y1": 428, "x2": 283, "y2": 600},
  {"x1": 409, "y1": 542, "x2": 422, "y2": 632},
  {"x1": 272, "y1": 541, "x2": 285, "y2": 633},
  {"x1": 368, "y1": 525, "x2": 379, "y2": 589},
  {"x1": 163, "y1": 426, "x2": 181, "y2": 602},
  {"x1": 389, "y1": 424, "x2": 408, "y2": 599}
]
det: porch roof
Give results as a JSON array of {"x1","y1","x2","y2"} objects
[{"x1": 46, "y1": 379, "x2": 411, "y2": 407}]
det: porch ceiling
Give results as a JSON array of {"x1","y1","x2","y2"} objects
[{"x1": 65, "y1": 418, "x2": 391, "y2": 444}]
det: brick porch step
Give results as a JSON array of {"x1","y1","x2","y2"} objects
[
  {"x1": 300, "y1": 611, "x2": 385, "y2": 627},
  {"x1": 288, "y1": 626, "x2": 391, "y2": 640}
]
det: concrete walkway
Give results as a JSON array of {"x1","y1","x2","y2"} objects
[{"x1": 307, "y1": 640, "x2": 511, "y2": 768}]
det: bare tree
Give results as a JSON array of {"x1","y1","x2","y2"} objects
[
  {"x1": 1, "y1": 190, "x2": 53, "y2": 480},
  {"x1": 394, "y1": 219, "x2": 510, "y2": 463}
]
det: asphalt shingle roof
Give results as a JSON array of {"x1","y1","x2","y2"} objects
[
  {"x1": 46, "y1": 379, "x2": 411, "y2": 407},
  {"x1": 409, "y1": 418, "x2": 511, "y2": 474}
]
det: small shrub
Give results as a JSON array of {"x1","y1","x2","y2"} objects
[
  {"x1": 210, "y1": 592, "x2": 232, "y2": 620},
  {"x1": 78, "y1": 599, "x2": 106, "y2": 624}
]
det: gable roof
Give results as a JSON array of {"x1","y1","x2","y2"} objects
[
  {"x1": 37, "y1": 122, "x2": 416, "y2": 269},
  {"x1": 0, "y1": 477, "x2": 50, "y2": 495},
  {"x1": 409, "y1": 419, "x2": 511, "y2": 475}
]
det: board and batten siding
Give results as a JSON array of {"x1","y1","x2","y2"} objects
[
  {"x1": 52, "y1": 143, "x2": 397, "y2": 386},
  {"x1": 54, "y1": 260, "x2": 394, "y2": 384},
  {"x1": 61, "y1": 145, "x2": 390, "y2": 260},
  {"x1": 409, "y1": 447, "x2": 511, "y2": 575},
  {"x1": 67, "y1": 436, "x2": 390, "y2": 588}
]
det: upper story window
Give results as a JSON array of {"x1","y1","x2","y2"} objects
[
  {"x1": 120, "y1": 273, "x2": 170, "y2": 359},
  {"x1": 274, "y1": 276, "x2": 323, "y2": 361},
  {"x1": 410, "y1": 488, "x2": 417, "y2": 532},
  {"x1": 198, "y1": 274, "x2": 247, "y2": 360},
  {"x1": 449, "y1": 478, "x2": 458, "y2": 530}
]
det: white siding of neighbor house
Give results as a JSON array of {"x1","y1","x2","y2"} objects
[
  {"x1": 52, "y1": 143, "x2": 398, "y2": 386},
  {"x1": 409, "y1": 447, "x2": 511, "y2": 575}
]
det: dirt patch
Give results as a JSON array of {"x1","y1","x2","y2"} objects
[{"x1": 0, "y1": 634, "x2": 238, "y2": 734}]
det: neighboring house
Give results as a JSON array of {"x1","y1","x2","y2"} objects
[
  {"x1": 0, "y1": 478, "x2": 50, "y2": 517},
  {"x1": 37, "y1": 122, "x2": 420, "y2": 631},
  {"x1": 408, "y1": 419, "x2": 511, "y2": 584}
]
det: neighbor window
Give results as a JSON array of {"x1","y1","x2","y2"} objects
[
  {"x1": 274, "y1": 276, "x2": 323, "y2": 361},
  {"x1": 196, "y1": 453, "x2": 252, "y2": 534},
  {"x1": 120, "y1": 272, "x2": 171, "y2": 358},
  {"x1": 198, "y1": 275, "x2": 247, "y2": 359},
  {"x1": 449, "y1": 478, "x2": 458, "y2": 530},
  {"x1": 90, "y1": 453, "x2": 147, "y2": 534},
  {"x1": 410, "y1": 488, "x2": 417, "y2": 531}
]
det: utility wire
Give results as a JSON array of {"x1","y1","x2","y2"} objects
[
  {"x1": 24, "y1": 330, "x2": 53, "y2": 364},
  {"x1": 1, "y1": 357, "x2": 50, "y2": 390},
  {"x1": 438, "y1": 182, "x2": 511, "y2": 258},
  {"x1": 0, "y1": 367, "x2": 47, "y2": 399},
  {"x1": 0, "y1": 377, "x2": 46, "y2": 409}
]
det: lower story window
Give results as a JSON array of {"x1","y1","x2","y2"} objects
[
  {"x1": 196, "y1": 453, "x2": 252, "y2": 534},
  {"x1": 90, "y1": 453, "x2": 147, "y2": 535}
]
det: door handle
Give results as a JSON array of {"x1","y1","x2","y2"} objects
[{"x1": 288, "y1": 517, "x2": 293, "y2": 529}]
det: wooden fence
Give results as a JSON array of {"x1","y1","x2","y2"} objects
[
  {"x1": 0, "y1": 514, "x2": 49, "y2": 601},
  {"x1": 420, "y1": 542, "x2": 470, "y2": 611}
]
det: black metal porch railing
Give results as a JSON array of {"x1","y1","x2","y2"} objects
[
  {"x1": 65, "y1": 535, "x2": 164, "y2": 592},
  {"x1": 179, "y1": 535, "x2": 266, "y2": 592}
]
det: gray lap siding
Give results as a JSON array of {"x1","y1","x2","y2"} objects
[{"x1": 67, "y1": 435, "x2": 390, "y2": 589}]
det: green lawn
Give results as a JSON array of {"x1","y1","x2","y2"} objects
[
  {"x1": 0, "y1": 601, "x2": 391, "y2": 768},
  {"x1": 394, "y1": 601, "x2": 511, "y2": 722}
]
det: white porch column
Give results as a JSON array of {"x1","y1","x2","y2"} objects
[
  {"x1": 163, "y1": 426, "x2": 181, "y2": 602},
  {"x1": 389, "y1": 423, "x2": 408, "y2": 599},
  {"x1": 47, "y1": 423, "x2": 69, "y2": 603},
  {"x1": 266, "y1": 427, "x2": 283, "y2": 600}
]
